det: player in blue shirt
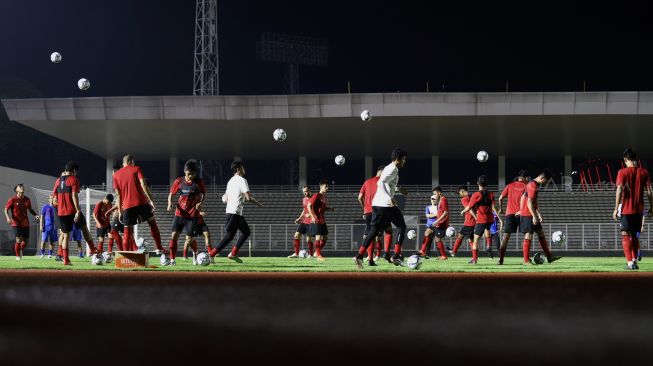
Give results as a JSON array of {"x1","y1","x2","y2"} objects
[
  {"x1": 39, "y1": 195, "x2": 58, "y2": 259},
  {"x1": 488, "y1": 211, "x2": 502, "y2": 259},
  {"x1": 71, "y1": 222, "x2": 86, "y2": 258}
]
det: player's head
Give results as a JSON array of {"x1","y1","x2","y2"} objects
[
  {"x1": 302, "y1": 185, "x2": 311, "y2": 197},
  {"x1": 477, "y1": 175, "x2": 488, "y2": 188},
  {"x1": 457, "y1": 184, "x2": 468, "y2": 197},
  {"x1": 318, "y1": 180, "x2": 329, "y2": 193},
  {"x1": 122, "y1": 155, "x2": 136, "y2": 167},
  {"x1": 623, "y1": 147, "x2": 637, "y2": 164},
  {"x1": 376, "y1": 166, "x2": 385, "y2": 177},
  {"x1": 104, "y1": 194, "x2": 114, "y2": 204},
  {"x1": 64, "y1": 161, "x2": 79, "y2": 175},
  {"x1": 231, "y1": 161, "x2": 245, "y2": 176},
  {"x1": 430, "y1": 194, "x2": 438, "y2": 204},
  {"x1": 391, "y1": 148, "x2": 407, "y2": 168},
  {"x1": 535, "y1": 169, "x2": 552, "y2": 185},
  {"x1": 517, "y1": 170, "x2": 528, "y2": 182},
  {"x1": 48, "y1": 195, "x2": 54, "y2": 204},
  {"x1": 14, "y1": 183, "x2": 24, "y2": 196},
  {"x1": 184, "y1": 159, "x2": 198, "y2": 179},
  {"x1": 432, "y1": 186, "x2": 443, "y2": 198}
]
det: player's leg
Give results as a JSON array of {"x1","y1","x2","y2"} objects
[
  {"x1": 306, "y1": 235, "x2": 314, "y2": 258},
  {"x1": 636, "y1": 232, "x2": 642, "y2": 262},
  {"x1": 419, "y1": 228, "x2": 434, "y2": 257},
  {"x1": 203, "y1": 229, "x2": 213, "y2": 253},
  {"x1": 374, "y1": 233, "x2": 382, "y2": 260},
  {"x1": 13, "y1": 232, "x2": 22, "y2": 260},
  {"x1": 145, "y1": 216, "x2": 164, "y2": 252},
  {"x1": 354, "y1": 208, "x2": 386, "y2": 268},
  {"x1": 452, "y1": 232, "x2": 464, "y2": 257},
  {"x1": 210, "y1": 214, "x2": 239, "y2": 258},
  {"x1": 520, "y1": 216, "x2": 534, "y2": 264},
  {"x1": 80, "y1": 226, "x2": 98, "y2": 255},
  {"x1": 434, "y1": 229, "x2": 448, "y2": 259},
  {"x1": 388, "y1": 207, "x2": 407, "y2": 263},
  {"x1": 470, "y1": 232, "x2": 481, "y2": 264},
  {"x1": 484, "y1": 229, "x2": 493, "y2": 259},
  {"x1": 228, "y1": 216, "x2": 250, "y2": 261},
  {"x1": 39, "y1": 234, "x2": 47, "y2": 258},
  {"x1": 382, "y1": 227, "x2": 393, "y2": 260},
  {"x1": 318, "y1": 234, "x2": 329, "y2": 260},
  {"x1": 498, "y1": 232, "x2": 510, "y2": 264},
  {"x1": 49, "y1": 236, "x2": 56, "y2": 258},
  {"x1": 96, "y1": 228, "x2": 104, "y2": 253},
  {"x1": 290, "y1": 227, "x2": 302, "y2": 258}
]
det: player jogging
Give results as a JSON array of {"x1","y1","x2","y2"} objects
[
  {"x1": 497, "y1": 170, "x2": 528, "y2": 264},
  {"x1": 4, "y1": 184, "x2": 39, "y2": 260},
  {"x1": 358, "y1": 166, "x2": 392, "y2": 263},
  {"x1": 39, "y1": 195, "x2": 58, "y2": 259},
  {"x1": 461, "y1": 175, "x2": 501, "y2": 264},
  {"x1": 451, "y1": 185, "x2": 476, "y2": 257},
  {"x1": 93, "y1": 194, "x2": 113, "y2": 253},
  {"x1": 289, "y1": 185, "x2": 315, "y2": 258},
  {"x1": 307, "y1": 180, "x2": 334, "y2": 261},
  {"x1": 419, "y1": 187, "x2": 449, "y2": 260}
]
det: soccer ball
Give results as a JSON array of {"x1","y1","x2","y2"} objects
[
  {"x1": 77, "y1": 78, "x2": 90, "y2": 91},
  {"x1": 552, "y1": 230, "x2": 566, "y2": 245},
  {"x1": 406, "y1": 229, "x2": 416, "y2": 240},
  {"x1": 298, "y1": 249, "x2": 308, "y2": 258},
  {"x1": 160, "y1": 253, "x2": 171, "y2": 266},
  {"x1": 406, "y1": 255, "x2": 423, "y2": 270},
  {"x1": 335, "y1": 155, "x2": 346, "y2": 166},
  {"x1": 445, "y1": 226, "x2": 456, "y2": 238},
  {"x1": 360, "y1": 110, "x2": 372, "y2": 121},
  {"x1": 477, "y1": 150, "x2": 489, "y2": 163},
  {"x1": 273, "y1": 128, "x2": 287, "y2": 142},
  {"x1": 533, "y1": 252, "x2": 545, "y2": 265},
  {"x1": 136, "y1": 238, "x2": 147, "y2": 252},
  {"x1": 50, "y1": 52, "x2": 62, "y2": 63},
  {"x1": 91, "y1": 253, "x2": 104, "y2": 266},
  {"x1": 102, "y1": 251, "x2": 112, "y2": 263},
  {"x1": 196, "y1": 252, "x2": 211, "y2": 266}
]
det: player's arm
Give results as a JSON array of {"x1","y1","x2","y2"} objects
[
  {"x1": 613, "y1": 184, "x2": 623, "y2": 221},
  {"x1": 518, "y1": 194, "x2": 525, "y2": 217},
  {"x1": 40, "y1": 207, "x2": 45, "y2": 230},
  {"x1": 306, "y1": 199, "x2": 317, "y2": 223},
  {"x1": 470, "y1": 208, "x2": 477, "y2": 220},
  {"x1": 357, "y1": 193, "x2": 365, "y2": 209},
  {"x1": 244, "y1": 191, "x2": 263, "y2": 207},
  {"x1": 434, "y1": 209, "x2": 448, "y2": 226},
  {"x1": 72, "y1": 192, "x2": 81, "y2": 222},
  {"x1": 93, "y1": 205, "x2": 101, "y2": 226},
  {"x1": 113, "y1": 187, "x2": 122, "y2": 215},
  {"x1": 3, "y1": 202, "x2": 11, "y2": 225},
  {"x1": 497, "y1": 194, "x2": 505, "y2": 215},
  {"x1": 106, "y1": 205, "x2": 118, "y2": 216},
  {"x1": 295, "y1": 208, "x2": 305, "y2": 224},
  {"x1": 425, "y1": 206, "x2": 437, "y2": 219},
  {"x1": 140, "y1": 178, "x2": 155, "y2": 210},
  {"x1": 167, "y1": 193, "x2": 174, "y2": 212},
  {"x1": 527, "y1": 197, "x2": 538, "y2": 224},
  {"x1": 27, "y1": 201, "x2": 38, "y2": 218}
]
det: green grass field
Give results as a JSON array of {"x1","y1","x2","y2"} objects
[{"x1": 0, "y1": 255, "x2": 649, "y2": 272}]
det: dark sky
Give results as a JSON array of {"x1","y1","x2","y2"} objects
[{"x1": 1, "y1": 0, "x2": 652, "y2": 98}]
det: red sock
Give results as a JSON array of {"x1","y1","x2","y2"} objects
[
  {"x1": 130, "y1": 236, "x2": 137, "y2": 251},
  {"x1": 86, "y1": 238, "x2": 97, "y2": 253},
  {"x1": 420, "y1": 236, "x2": 431, "y2": 254},
  {"x1": 485, "y1": 237, "x2": 492, "y2": 249},
  {"x1": 631, "y1": 236, "x2": 640, "y2": 261},
  {"x1": 183, "y1": 246, "x2": 188, "y2": 258},
  {"x1": 472, "y1": 249, "x2": 478, "y2": 261},
  {"x1": 367, "y1": 242, "x2": 374, "y2": 258},
  {"x1": 148, "y1": 220, "x2": 163, "y2": 251},
  {"x1": 209, "y1": 248, "x2": 218, "y2": 257},
  {"x1": 622, "y1": 236, "x2": 633, "y2": 262},
  {"x1": 538, "y1": 236, "x2": 552, "y2": 257},
  {"x1": 20, "y1": 241, "x2": 27, "y2": 250},
  {"x1": 375, "y1": 239, "x2": 382, "y2": 258},
  {"x1": 123, "y1": 227, "x2": 133, "y2": 252},
  {"x1": 523, "y1": 239, "x2": 532, "y2": 262},
  {"x1": 169, "y1": 240, "x2": 177, "y2": 259},
  {"x1": 108, "y1": 237, "x2": 114, "y2": 252},
  {"x1": 293, "y1": 238, "x2": 300, "y2": 255},
  {"x1": 63, "y1": 248, "x2": 70, "y2": 264},
  {"x1": 436, "y1": 241, "x2": 446, "y2": 257},
  {"x1": 358, "y1": 246, "x2": 367, "y2": 256},
  {"x1": 230, "y1": 247, "x2": 238, "y2": 257},
  {"x1": 110, "y1": 231, "x2": 122, "y2": 251},
  {"x1": 394, "y1": 244, "x2": 402, "y2": 256},
  {"x1": 308, "y1": 241, "x2": 314, "y2": 255},
  {"x1": 191, "y1": 239, "x2": 198, "y2": 253},
  {"x1": 315, "y1": 240, "x2": 322, "y2": 256},
  {"x1": 453, "y1": 237, "x2": 463, "y2": 254},
  {"x1": 384, "y1": 232, "x2": 392, "y2": 253},
  {"x1": 57, "y1": 245, "x2": 63, "y2": 256},
  {"x1": 14, "y1": 243, "x2": 20, "y2": 257}
]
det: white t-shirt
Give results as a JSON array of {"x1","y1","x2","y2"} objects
[
  {"x1": 372, "y1": 163, "x2": 399, "y2": 207},
  {"x1": 225, "y1": 175, "x2": 250, "y2": 216}
]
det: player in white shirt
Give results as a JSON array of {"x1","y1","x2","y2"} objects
[{"x1": 208, "y1": 161, "x2": 263, "y2": 263}]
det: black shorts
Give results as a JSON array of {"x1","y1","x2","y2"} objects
[
  {"x1": 193, "y1": 222, "x2": 210, "y2": 236},
  {"x1": 520, "y1": 216, "x2": 542, "y2": 234},
  {"x1": 620, "y1": 214, "x2": 643, "y2": 234},
  {"x1": 474, "y1": 222, "x2": 492, "y2": 236},
  {"x1": 58, "y1": 213, "x2": 86, "y2": 234},
  {"x1": 296, "y1": 223, "x2": 310, "y2": 235},
  {"x1": 503, "y1": 215, "x2": 520, "y2": 234},
  {"x1": 459, "y1": 225, "x2": 474, "y2": 239},
  {"x1": 310, "y1": 223, "x2": 329, "y2": 236},
  {"x1": 112, "y1": 218, "x2": 124, "y2": 233},
  {"x1": 364, "y1": 213, "x2": 373, "y2": 236},
  {"x1": 12, "y1": 226, "x2": 30, "y2": 240},
  {"x1": 224, "y1": 214, "x2": 250, "y2": 236},
  {"x1": 121, "y1": 204, "x2": 154, "y2": 227},
  {"x1": 431, "y1": 227, "x2": 446, "y2": 239},
  {"x1": 172, "y1": 216, "x2": 198, "y2": 236},
  {"x1": 96, "y1": 226, "x2": 111, "y2": 238}
]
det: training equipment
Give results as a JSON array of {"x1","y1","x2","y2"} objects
[
  {"x1": 533, "y1": 252, "x2": 545, "y2": 265},
  {"x1": 114, "y1": 251, "x2": 149, "y2": 269},
  {"x1": 77, "y1": 78, "x2": 90, "y2": 91},
  {"x1": 102, "y1": 251, "x2": 112, "y2": 263},
  {"x1": 160, "y1": 254, "x2": 171, "y2": 266},
  {"x1": 273, "y1": 128, "x2": 287, "y2": 142},
  {"x1": 406, "y1": 229, "x2": 416, "y2": 240},
  {"x1": 196, "y1": 252, "x2": 211, "y2": 266},
  {"x1": 477, "y1": 150, "x2": 489, "y2": 163},
  {"x1": 334, "y1": 155, "x2": 346, "y2": 166},
  {"x1": 360, "y1": 110, "x2": 372, "y2": 121},
  {"x1": 406, "y1": 255, "x2": 423, "y2": 270},
  {"x1": 552, "y1": 231, "x2": 566, "y2": 245},
  {"x1": 298, "y1": 249, "x2": 308, "y2": 258},
  {"x1": 50, "y1": 52, "x2": 62, "y2": 63},
  {"x1": 446, "y1": 226, "x2": 456, "y2": 238},
  {"x1": 91, "y1": 253, "x2": 104, "y2": 266}
]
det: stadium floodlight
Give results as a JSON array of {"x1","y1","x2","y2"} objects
[{"x1": 193, "y1": 0, "x2": 219, "y2": 96}]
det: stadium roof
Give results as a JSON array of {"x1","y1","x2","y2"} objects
[{"x1": 3, "y1": 92, "x2": 653, "y2": 159}]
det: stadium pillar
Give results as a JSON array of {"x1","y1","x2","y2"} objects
[
  {"x1": 498, "y1": 155, "x2": 506, "y2": 188},
  {"x1": 565, "y1": 154, "x2": 572, "y2": 176},
  {"x1": 431, "y1": 156, "x2": 439, "y2": 187},
  {"x1": 169, "y1": 157, "x2": 178, "y2": 185},
  {"x1": 299, "y1": 156, "x2": 307, "y2": 188},
  {"x1": 364, "y1": 156, "x2": 373, "y2": 179},
  {"x1": 106, "y1": 158, "x2": 114, "y2": 191}
]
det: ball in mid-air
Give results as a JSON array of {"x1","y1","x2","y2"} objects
[
  {"x1": 477, "y1": 150, "x2": 489, "y2": 163},
  {"x1": 406, "y1": 229, "x2": 416, "y2": 240},
  {"x1": 445, "y1": 226, "x2": 456, "y2": 238},
  {"x1": 360, "y1": 110, "x2": 372, "y2": 121},
  {"x1": 334, "y1": 155, "x2": 346, "y2": 166},
  {"x1": 273, "y1": 128, "x2": 287, "y2": 142},
  {"x1": 552, "y1": 230, "x2": 566, "y2": 244},
  {"x1": 50, "y1": 52, "x2": 62, "y2": 63},
  {"x1": 77, "y1": 78, "x2": 90, "y2": 91}
]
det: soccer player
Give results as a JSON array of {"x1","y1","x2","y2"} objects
[
  {"x1": 354, "y1": 148, "x2": 408, "y2": 269},
  {"x1": 488, "y1": 211, "x2": 501, "y2": 258},
  {"x1": 613, "y1": 148, "x2": 652, "y2": 270},
  {"x1": 307, "y1": 180, "x2": 334, "y2": 261},
  {"x1": 70, "y1": 222, "x2": 86, "y2": 258},
  {"x1": 167, "y1": 159, "x2": 206, "y2": 266},
  {"x1": 183, "y1": 213, "x2": 213, "y2": 264},
  {"x1": 39, "y1": 195, "x2": 58, "y2": 259},
  {"x1": 208, "y1": 161, "x2": 263, "y2": 262},
  {"x1": 289, "y1": 185, "x2": 315, "y2": 258},
  {"x1": 419, "y1": 188, "x2": 449, "y2": 260},
  {"x1": 497, "y1": 170, "x2": 528, "y2": 265},
  {"x1": 358, "y1": 166, "x2": 392, "y2": 263},
  {"x1": 461, "y1": 175, "x2": 501, "y2": 264},
  {"x1": 92, "y1": 194, "x2": 114, "y2": 253},
  {"x1": 112, "y1": 155, "x2": 166, "y2": 257},
  {"x1": 520, "y1": 169, "x2": 561, "y2": 265},
  {"x1": 52, "y1": 161, "x2": 99, "y2": 265},
  {"x1": 4, "y1": 184, "x2": 39, "y2": 260},
  {"x1": 451, "y1": 185, "x2": 476, "y2": 257},
  {"x1": 417, "y1": 195, "x2": 438, "y2": 258}
]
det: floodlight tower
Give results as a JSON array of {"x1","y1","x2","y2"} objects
[
  {"x1": 257, "y1": 33, "x2": 328, "y2": 94},
  {"x1": 193, "y1": 0, "x2": 219, "y2": 95}
]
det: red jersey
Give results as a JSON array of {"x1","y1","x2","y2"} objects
[
  {"x1": 52, "y1": 174, "x2": 80, "y2": 216},
  {"x1": 359, "y1": 176, "x2": 380, "y2": 214},
  {"x1": 5, "y1": 196, "x2": 32, "y2": 227},
  {"x1": 519, "y1": 181, "x2": 539, "y2": 217},
  {"x1": 436, "y1": 196, "x2": 449, "y2": 228},
  {"x1": 501, "y1": 181, "x2": 526, "y2": 216},
  {"x1": 113, "y1": 165, "x2": 149, "y2": 210},
  {"x1": 468, "y1": 191, "x2": 495, "y2": 224},
  {"x1": 616, "y1": 167, "x2": 651, "y2": 215},
  {"x1": 307, "y1": 193, "x2": 327, "y2": 224},
  {"x1": 461, "y1": 195, "x2": 476, "y2": 227},
  {"x1": 301, "y1": 196, "x2": 312, "y2": 224},
  {"x1": 170, "y1": 177, "x2": 206, "y2": 218},
  {"x1": 93, "y1": 200, "x2": 112, "y2": 228}
]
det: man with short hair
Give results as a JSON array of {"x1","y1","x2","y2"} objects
[
  {"x1": 497, "y1": 170, "x2": 528, "y2": 265},
  {"x1": 93, "y1": 194, "x2": 114, "y2": 253},
  {"x1": 209, "y1": 161, "x2": 263, "y2": 262},
  {"x1": 613, "y1": 148, "x2": 652, "y2": 270},
  {"x1": 307, "y1": 180, "x2": 333, "y2": 261},
  {"x1": 451, "y1": 185, "x2": 476, "y2": 257},
  {"x1": 358, "y1": 166, "x2": 392, "y2": 263},
  {"x1": 289, "y1": 185, "x2": 315, "y2": 258},
  {"x1": 461, "y1": 175, "x2": 501, "y2": 264},
  {"x1": 4, "y1": 184, "x2": 39, "y2": 260},
  {"x1": 39, "y1": 195, "x2": 58, "y2": 259}
]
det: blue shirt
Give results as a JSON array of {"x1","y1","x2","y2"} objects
[
  {"x1": 41, "y1": 204, "x2": 56, "y2": 230},
  {"x1": 425, "y1": 205, "x2": 437, "y2": 227},
  {"x1": 490, "y1": 212, "x2": 500, "y2": 234}
]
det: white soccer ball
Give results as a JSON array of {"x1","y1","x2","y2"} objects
[
  {"x1": 273, "y1": 128, "x2": 287, "y2": 142},
  {"x1": 360, "y1": 110, "x2": 372, "y2": 122},
  {"x1": 477, "y1": 150, "x2": 489, "y2": 163},
  {"x1": 406, "y1": 229, "x2": 416, "y2": 240},
  {"x1": 298, "y1": 249, "x2": 308, "y2": 258},
  {"x1": 446, "y1": 226, "x2": 456, "y2": 238},
  {"x1": 102, "y1": 251, "x2": 112, "y2": 263},
  {"x1": 335, "y1": 155, "x2": 346, "y2": 166},
  {"x1": 196, "y1": 252, "x2": 211, "y2": 266},
  {"x1": 77, "y1": 78, "x2": 90, "y2": 91},
  {"x1": 136, "y1": 238, "x2": 147, "y2": 252},
  {"x1": 50, "y1": 52, "x2": 62, "y2": 63},
  {"x1": 160, "y1": 253, "x2": 171, "y2": 266},
  {"x1": 552, "y1": 231, "x2": 566, "y2": 244},
  {"x1": 406, "y1": 254, "x2": 422, "y2": 270},
  {"x1": 91, "y1": 253, "x2": 104, "y2": 266}
]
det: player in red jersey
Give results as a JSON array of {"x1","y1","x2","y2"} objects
[
  {"x1": 183, "y1": 212, "x2": 213, "y2": 263},
  {"x1": 451, "y1": 185, "x2": 476, "y2": 257},
  {"x1": 461, "y1": 175, "x2": 501, "y2": 264},
  {"x1": 358, "y1": 166, "x2": 393, "y2": 263},
  {"x1": 496, "y1": 170, "x2": 528, "y2": 265},
  {"x1": 307, "y1": 180, "x2": 334, "y2": 261},
  {"x1": 519, "y1": 169, "x2": 561, "y2": 265},
  {"x1": 418, "y1": 187, "x2": 449, "y2": 260},
  {"x1": 92, "y1": 194, "x2": 113, "y2": 253},
  {"x1": 289, "y1": 185, "x2": 315, "y2": 258},
  {"x1": 4, "y1": 184, "x2": 39, "y2": 260},
  {"x1": 613, "y1": 148, "x2": 653, "y2": 270},
  {"x1": 113, "y1": 155, "x2": 165, "y2": 257},
  {"x1": 52, "y1": 161, "x2": 99, "y2": 265}
]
